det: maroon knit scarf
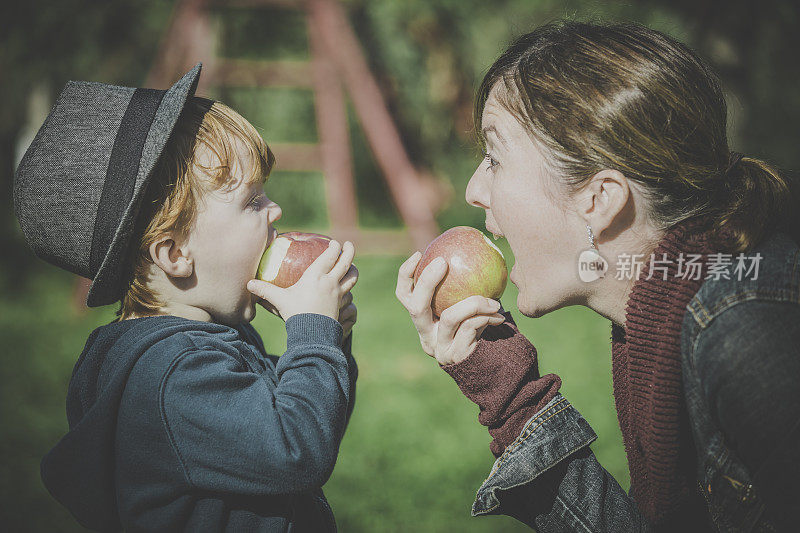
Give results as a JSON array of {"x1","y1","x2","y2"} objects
[{"x1": 611, "y1": 215, "x2": 733, "y2": 523}]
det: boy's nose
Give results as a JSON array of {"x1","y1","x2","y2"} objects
[{"x1": 268, "y1": 201, "x2": 282, "y2": 224}]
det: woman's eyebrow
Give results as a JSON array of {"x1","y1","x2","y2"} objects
[{"x1": 482, "y1": 125, "x2": 508, "y2": 148}]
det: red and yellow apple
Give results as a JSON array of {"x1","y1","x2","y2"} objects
[
  {"x1": 256, "y1": 232, "x2": 332, "y2": 288},
  {"x1": 414, "y1": 226, "x2": 508, "y2": 316}
]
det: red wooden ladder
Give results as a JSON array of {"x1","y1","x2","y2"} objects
[{"x1": 73, "y1": 0, "x2": 442, "y2": 312}]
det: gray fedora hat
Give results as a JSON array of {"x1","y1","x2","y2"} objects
[{"x1": 14, "y1": 64, "x2": 202, "y2": 307}]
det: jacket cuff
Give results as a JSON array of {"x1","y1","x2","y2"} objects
[
  {"x1": 286, "y1": 313, "x2": 343, "y2": 348},
  {"x1": 472, "y1": 393, "x2": 597, "y2": 516},
  {"x1": 441, "y1": 314, "x2": 562, "y2": 457}
]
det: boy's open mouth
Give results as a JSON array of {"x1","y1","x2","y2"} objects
[
  {"x1": 263, "y1": 227, "x2": 277, "y2": 255},
  {"x1": 254, "y1": 228, "x2": 278, "y2": 280}
]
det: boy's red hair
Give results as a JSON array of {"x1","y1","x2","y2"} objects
[{"x1": 117, "y1": 97, "x2": 275, "y2": 320}]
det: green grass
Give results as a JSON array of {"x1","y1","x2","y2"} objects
[{"x1": 0, "y1": 248, "x2": 628, "y2": 532}]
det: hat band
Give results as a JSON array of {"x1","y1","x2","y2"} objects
[{"x1": 89, "y1": 88, "x2": 166, "y2": 279}]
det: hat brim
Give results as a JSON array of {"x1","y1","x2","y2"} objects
[{"x1": 86, "y1": 64, "x2": 202, "y2": 308}]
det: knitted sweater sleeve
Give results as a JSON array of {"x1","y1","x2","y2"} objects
[{"x1": 441, "y1": 310, "x2": 562, "y2": 457}]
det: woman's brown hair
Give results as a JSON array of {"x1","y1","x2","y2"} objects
[{"x1": 476, "y1": 21, "x2": 798, "y2": 253}]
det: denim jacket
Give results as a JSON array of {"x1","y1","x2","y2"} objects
[{"x1": 468, "y1": 231, "x2": 800, "y2": 532}]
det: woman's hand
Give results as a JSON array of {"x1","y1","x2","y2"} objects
[
  {"x1": 247, "y1": 240, "x2": 358, "y2": 322},
  {"x1": 395, "y1": 251, "x2": 505, "y2": 365}
]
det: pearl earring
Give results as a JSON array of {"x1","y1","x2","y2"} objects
[{"x1": 577, "y1": 224, "x2": 608, "y2": 283}]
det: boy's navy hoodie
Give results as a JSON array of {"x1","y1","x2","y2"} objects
[{"x1": 40, "y1": 313, "x2": 357, "y2": 532}]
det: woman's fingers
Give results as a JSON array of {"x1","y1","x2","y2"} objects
[
  {"x1": 453, "y1": 314, "x2": 492, "y2": 346},
  {"x1": 440, "y1": 313, "x2": 505, "y2": 365},
  {"x1": 437, "y1": 296, "x2": 502, "y2": 345},
  {"x1": 395, "y1": 251, "x2": 441, "y2": 355},
  {"x1": 406, "y1": 257, "x2": 447, "y2": 319},
  {"x1": 395, "y1": 251, "x2": 422, "y2": 303},
  {"x1": 329, "y1": 241, "x2": 355, "y2": 280}
]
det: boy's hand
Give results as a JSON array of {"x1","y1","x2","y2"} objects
[
  {"x1": 395, "y1": 251, "x2": 504, "y2": 365},
  {"x1": 247, "y1": 240, "x2": 358, "y2": 321},
  {"x1": 339, "y1": 290, "x2": 357, "y2": 339}
]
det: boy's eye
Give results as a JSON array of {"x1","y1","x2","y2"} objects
[
  {"x1": 248, "y1": 193, "x2": 265, "y2": 209},
  {"x1": 483, "y1": 151, "x2": 499, "y2": 170}
]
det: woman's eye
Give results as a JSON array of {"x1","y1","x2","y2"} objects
[{"x1": 483, "y1": 152, "x2": 499, "y2": 170}]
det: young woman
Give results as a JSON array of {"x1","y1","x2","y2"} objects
[{"x1": 396, "y1": 21, "x2": 799, "y2": 532}]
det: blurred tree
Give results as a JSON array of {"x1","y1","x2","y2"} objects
[
  {"x1": 642, "y1": 0, "x2": 800, "y2": 169},
  {"x1": 344, "y1": 0, "x2": 798, "y2": 227},
  {"x1": 0, "y1": 0, "x2": 173, "y2": 294}
]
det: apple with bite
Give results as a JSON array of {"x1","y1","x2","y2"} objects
[
  {"x1": 414, "y1": 226, "x2": 508, "y2": 317},
  {"x1": 256, "y1": 232, "x2": 332, "y2": 288}
]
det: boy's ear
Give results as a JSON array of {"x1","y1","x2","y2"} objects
[{"x1": 150, "y1": 235, "x2": 194, "y2": 278}]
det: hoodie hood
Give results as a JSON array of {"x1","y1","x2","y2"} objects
[{"x1": 40, "y1": 315, "x2": 234, "y2": 532}]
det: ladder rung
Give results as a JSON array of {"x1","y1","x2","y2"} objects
[
  {"x1": 350, "y1": 229, "x2": 415, "y2": 255},
  {"x1": 209, "y1": 0, "x2": 307, "y2": 9},
  {"x1": 210, "y1": 59, "x2": 314, "y2": 88},
  {"x1": 270, "y1": 143, "x2": 322, "y2": 171}
]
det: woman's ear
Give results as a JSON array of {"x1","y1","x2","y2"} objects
[
  {"x1": 577, "y1": 169, "x2": 631, "y2": 244},
  {"x1": 149, "y1": 235, "x2": 194, "y2": 278}
]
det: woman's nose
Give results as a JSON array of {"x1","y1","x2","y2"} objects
[{"x1": 465, "y1": 165, "x2": 490, "y2": 209}]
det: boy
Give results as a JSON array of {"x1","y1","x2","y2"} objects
[{"x1": 14, "y1": 64, "x2": 358, "y2": 531}]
